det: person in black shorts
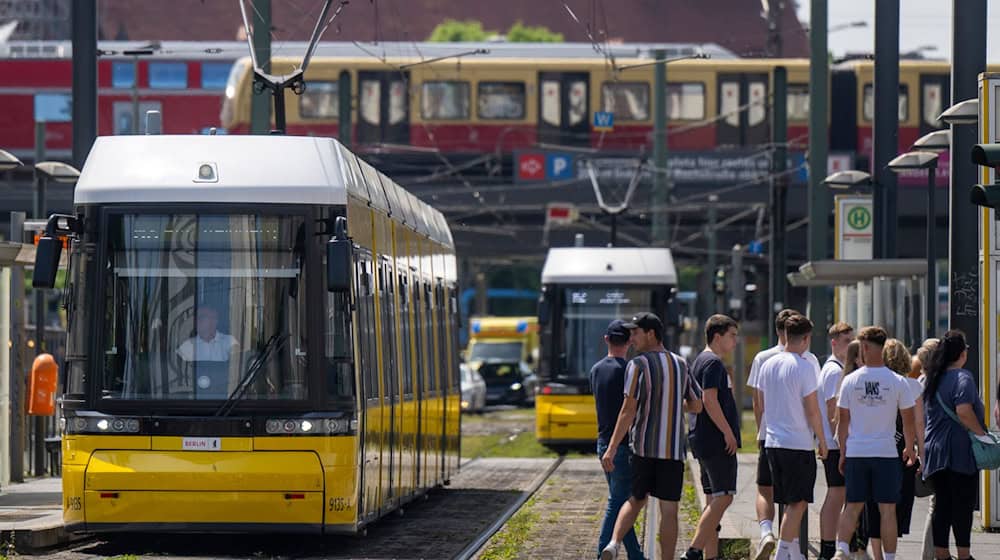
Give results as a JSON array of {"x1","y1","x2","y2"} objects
[
  {"x1": 818, "y1": 322, "x2": 854, "y2": 560},
  {"x1": 681, "y1": 315, "x2": 741, "y2": 560}
]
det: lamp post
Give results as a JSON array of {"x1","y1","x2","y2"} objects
[
  {"x1": 0, "y1": 149, "x2": 23, "y2": 172},
  {"x1": 887, "y1": 151, "x2": 940, "y2": 340},
  {"x1": 822, "y1": 170, "x2": 873, "y2": 191},
  {"x1": 939, "y1": 98, "x2": 979, "y2": 126}
]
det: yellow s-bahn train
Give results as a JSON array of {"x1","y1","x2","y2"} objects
[{"x1": 35, "y1": 134, "x2": 460, "y2": 534}]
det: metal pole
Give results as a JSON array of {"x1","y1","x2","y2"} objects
[
  {"x1": 731, "y1": 245, "x2": 745, "y2": 414},
  {"x1": 808, "y1": 0, "x2": 830, "y2": 355},
  {"x1": 950, "y1": 0, "x2": 986, "y2": 381},
  {"x1": 927, "y1": 165, "x2": 936, "y2": 340},
  {"x1": 131, "y1": 56, "x2": 140, "y2": 134},
  {"x1": 707, "y1": 195, "x2": 719, "y2": 314},
  {"x1": 873, "y1": 0, "x2": 900, "y2": 259},
  {"x1": 32, "y1": 125, "x2": 46, "y2": 476},
  {"x1": 609, "y1": 213, "x2": 617, "y2": 247},
  {"x1": 770, "y1": 66, "x2": 788, "y2": 346},
  {"x1": 71, "y1": 0, "x2": 98, "y2": 170},
  {"x1": 651, "y1": 49, "x2": 669, "y2": 246},
  {"x1": 249, "y1": 0, "x2": 272, "y2": 134},
  {"x1": 338, "y1": 70, "x2": 352, "y2": 146},
  {"x1": 8, "y1": 212, "x2": 25, "y2": 483}
]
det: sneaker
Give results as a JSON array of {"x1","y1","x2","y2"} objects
[
  {"x1": 681, "y1": 550, "x2": 704, "y2": 560},
  {"x1": 754, "y1": 533, "x2": 777, "y2": 560},
  {"x1": 832, "y1": 552, "x2": 850, "y2": 560},
  {"x1": 600, "y1": 541, "x2": 619, "y2": 560}
]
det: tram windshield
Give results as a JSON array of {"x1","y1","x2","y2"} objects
[
  {"x1": 560, "y1": 287, "x2": 653, "y2": 379},
  {"x1": 99, "y1": 213, "x2": 309, "y2": 401}
]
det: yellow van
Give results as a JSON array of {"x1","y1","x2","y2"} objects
[{"x1": 465, "y1": 317, "x2": 539, "y2": 406}]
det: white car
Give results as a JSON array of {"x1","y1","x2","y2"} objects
[{"x1": 460, "y1": 363, "x2": 487, "y2": 413}]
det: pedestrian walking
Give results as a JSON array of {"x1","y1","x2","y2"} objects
[
  {"x1": 682, "y1": 314, "x2": 742, "y2": 560},
  {"x1": 592, "y1": 319, "x2": 645, "y2": 560},
  {"x1": 922, "y1": 330, "x2": 987, "y2": 560},
  {"x1": 833, "y1": 327, "x2": 917, "y2": 560},
  {"x1": 600, "y1": 312, "x2": 703, "y2": 560},
  {"x1": 757, "y1": 314, "x2": 829, "y2": 560},
  {"x1": 819, "y1": 322, "x2": 855, "y2": 560},
  {"x1": 914, "y1": 338, "x2": 940, "y2": 560}
]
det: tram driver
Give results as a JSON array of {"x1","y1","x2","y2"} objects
[{"x1": 176, "y1": 305, "x2": 239, "y2": 362}]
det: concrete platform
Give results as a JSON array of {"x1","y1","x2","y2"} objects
[{"x1": 0, "y1": 476, "x2": 84, "y2": 552}]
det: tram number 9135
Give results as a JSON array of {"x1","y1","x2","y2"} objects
[
  {"x1": 328, "y1": 497, "x2": 348, "y2": 512},
  {"x1": 66, "y1": 496, "x2": 82, "y2": 510}
]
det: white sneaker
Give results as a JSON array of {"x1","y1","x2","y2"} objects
[
  {"x1": 755, "y1": 533, "x2": 777, "y2": 560},
  {"x1": 832, "y1": 551, "x2": 850, "y2": 560},
  {"x1": 600, "y1": 541, "x2": 619, "y2": 560}
]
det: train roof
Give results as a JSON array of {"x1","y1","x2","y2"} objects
[
  {"x1": 0, "y1": 40, "x2": 737, "y2": 60},
  {"x1": 541, "y1": 247, "x2": 677, "y2": 285},
  {"x1": 75, "y1": 135, "x2": 451, "y2": 246}
]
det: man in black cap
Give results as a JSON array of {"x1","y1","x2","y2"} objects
[{"x1": 592, "y1": 319, "x2": 645, "y2": 560}]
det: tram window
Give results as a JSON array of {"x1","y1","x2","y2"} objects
[
  {"x1": 148, "y1": 62, "x2": 188, "y2": 89},
  {"x1": 923, "y1": 82, "x2": 944, "y2": 127},
  {"x1": 788, "y1": 85, "x2": 810, "y2": 121},
  {"x1": 399, "y1": 275, "x2": 413, "y2": 395},
  {"x1": 100, "y1": 214, "x2": 308, "y2": 401},
  {"x1": 541, "y1": 80, "x2": 560, "y2": 126},
  {"x1": 112, "y1": 62, "x2": 136, "y2": 88},
  {"x1": 360, "y1": 80, "x2": 381, "y2": 125},
  {"x1": 421, "y1": 81, "x2": 470, "y2": 120},
  {"x1": 201, "y1": 62, "x2": 233, "y2": 90},
  {"x1": 64, "y1": 240, "x2": 90, "y2": 396},
  {"x1": 862, "y1": 84, "x2": 909, "y2": 122},
  {"x1": 667, "y1": 82, "x2": 705, "y2": 120},
  {"x1": 601, "y1": 82, "x2": 650, "y2": 121},
  {"x1": 568, "y1": 80, "x2": 587, "y2": 125},
  {"x1": 478, "y1": 82, "x2": 526, "y2": 120},
  {"x1": 300, "y1": 81, "x2": 339, "y2": 119}
]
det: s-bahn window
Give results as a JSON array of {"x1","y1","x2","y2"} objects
[
  {"x1": 601, "y1": 82, "x2": 650, "y2": 121},
  {"x1": 788, "y1": 85, "x2": 810, "y2": 121},
  {"x1": 667, "y1": 82, "x2": 705, "y2": 120},
  {"x1": 389, "y1": 79, "x2": 408, "y2": 125},
  {"x1": 149, "y1": 62, "x2": 188, "y2": 89},
  {"x1": 747, "y1": 80, "x2": 767, "y2": 126},
  {"x1": 360, "y1": 79, "x2": 381, "y2": 125},
  {"x1": 478, "y1": 82, "x2": 526, "y2": 119},
  {"x1": 862, "y1": 84, "x2": 909, "y2": 122},
  {"x1": 300, "y1": 81, "x2": 339, "y2": 119},
  {"x1": 421, "y1": 81, "x2": 470, "y2": 120},
  {"x1": 568, "y1": 80, "x2": 587, "y2": 125},
  {"x1": 100, "y1": 214, "x2": 308, "y2": 401},
  {"x1": 923, "y1": 82, "x2": 944, "y2": 127},
  {"x1": 201, "y1": 62, "x2": 233, "y2": 90},
  {"x1": 112, "y1": 61, "x2": 136, "y2": 88},
  {"x1": 541, "y1": 80, "x2": 561, "y2": 126}
]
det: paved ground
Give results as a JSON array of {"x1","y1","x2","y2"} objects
[{"x1": 690, "y1": 452, "x2": 1000, "y2": 558}]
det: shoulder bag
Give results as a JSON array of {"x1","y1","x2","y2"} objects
[{"x1": 936, "y1": 391, "x2": 1000, "y2": 471}]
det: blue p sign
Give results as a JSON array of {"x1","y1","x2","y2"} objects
[{"x1": 547, "y1": 153, "x2": 574, "y2": 179}]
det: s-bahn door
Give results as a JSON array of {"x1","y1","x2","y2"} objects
[
  {"x1": 357, "y1": 71, "x2": 411, "y2": 145},
  {"x1": 538, "y1": 72, "x2": 590, "y2": 147},
  {"x1": 717, "y1": 73, "x2": 769, "y2": 147},
  {"x1": 919, "y1": 74, "x2": 950, "y2": 136}
]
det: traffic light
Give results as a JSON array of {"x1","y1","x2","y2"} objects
[{"x1": 970, "y1": 144, "x2": 1000, "y2": 209}]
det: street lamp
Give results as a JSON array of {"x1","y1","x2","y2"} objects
[
  {"x1": 822, "y1": 170, "x2": 873, "y2": 190},
  {"x1": 887, "y1": 150, "x2": 940, "y2": 340},
  {"x1": 939, "y1": 98, "x2": 979, "y2": 126},
  {"x1": 0, "y1": 149, "x2": 23, "y2": 172},
  {"x1": 913, "y1": 129, "x2": 951, "y2": 153}
]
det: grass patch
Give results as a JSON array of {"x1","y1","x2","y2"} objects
[
  {"x1": 739, "y1": 410, "x2": 758, "y2": 454},
  {"x1": 478, "y1": 496, "x2": 541, "y2": 560},
  {"x1": 680, "y1": 471, "x2": 701, "y2": 541},
  {"x1": 462, "y1": 431, "x2": 559, "y2": 459},
  {"x1": 720, "y1": 539, "x2": 750, "y2": 559}
]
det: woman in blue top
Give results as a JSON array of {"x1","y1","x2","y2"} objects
[{"x1": 922, "y1": 330, "x2": 987, "y2": 560}]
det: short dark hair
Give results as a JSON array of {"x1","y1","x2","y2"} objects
[
  {"x1": 857, "y1": 326, "x2": 888, "y2": 347},
  {"x1": 705, "y1": 314, "x2": 738, "y2": 345},
  {"x1": 784, "y1": 314, "x2": 813, "y2": 339},
  {"x1": 775, "y1": 308, "x2": 799, "y2": 333},
  {"x1": 607, "y1": 333, "x2": 630, "y2": 346},
  {"x1": 828, "y1": 321, "x2": 854, "y2": 338}
]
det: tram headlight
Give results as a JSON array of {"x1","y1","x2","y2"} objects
[
  {"x1": 73, "y1": 418, "x2": 88, "y2": 432},
  {"x1": 265, "y1": 419, "x2": 282, "y2": 434},
  {"x1": 300, "y1": 420, "x2": 313, "y2": 432},
  {"x1": 96, "y1": 419, "x2": 110, "y2": 431},
  {"x1": 111, "y1": 419, "x2": 126, "y2": 432}
]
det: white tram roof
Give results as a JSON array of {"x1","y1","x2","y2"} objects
[
  {"x1": 75, "y1": 135, "x2": 451, "y2": 247},
  {"x1": 541, "y1": 247, "x2": 677, "y2": 285}
]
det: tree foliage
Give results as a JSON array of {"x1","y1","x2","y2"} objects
[
  {"x1": 428, "y1": 19, "x2": 492, "y2": 42},
  {"x1": 506, "y1": 21, "x2": 564, "y2": 43}
]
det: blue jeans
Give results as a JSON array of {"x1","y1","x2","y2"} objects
[{"x1": 597, "y1": 442, "x2": 645, "y2": 560}]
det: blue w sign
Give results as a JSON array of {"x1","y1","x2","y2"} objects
[{"x1": 593, "y1": 111, "x2": 614, "y2": 131}]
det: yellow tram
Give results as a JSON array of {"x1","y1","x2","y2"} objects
[{"x1": 35, "y1": 134, "x2": 460, "y2": 534}]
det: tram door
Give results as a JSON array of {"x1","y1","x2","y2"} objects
[
  {"x1": 717, "y1": 73, "x2": 769, "y2": 147},
  {"x1": 919, "y1": 74, "x2": 950, "y2": 136},
  {"x1": 357, "y1": 71, "x2": 411, "y2": 145},
  {"x1": 538, "y1": 72, "x2": 590, "y2": 147},
  {"x1": 377, "y1": 258, "x2": 399, "y2": 513}
]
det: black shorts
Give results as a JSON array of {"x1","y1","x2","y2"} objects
[
  {"x1": 632, "y1": 455, "x2": 685, "y2": 502},
  {"x1": 823, "y1": 449, "x2": 846, "y2": 488},
  {"x1": 756, "y1": 440, "x2": 773, "y2": 486},
  {"x1": 766, "y1": 447, "x2": 817, "y2": 505},
  {"x1": 699, "y1": 453, "x2": 738, "y2": 496},
  {"x1": 845, "y1": 457, "x2": 901, "y2": 504}
]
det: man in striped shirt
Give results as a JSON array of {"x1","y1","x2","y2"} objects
[{"x1": 600, "y1": 312, "x2": 703, "y2": 560}]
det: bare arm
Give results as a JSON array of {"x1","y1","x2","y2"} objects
[
  {"x1": 837, "y1": 407, "x2": 850, "y2": 474},
  {"x1": 826, "y1": 397, "x2": 838, "y2": 435},
  {"x1": 703, "y1": 388, "x2": 737, "y2": 454},
  {"x1": 900, "y1": 406, "x2": 916, "y2": 465},
  {"x1": 804, "y1": 391, "x2": 828, "y2": 458},
  {"x1": 751, "y1": 388, "x2": 763, "y2": 434},
  {"x1": 600, "y1": 396, "x2": 638, "y2": 472},
  {"x1": 957, "y1": 402, "x2": 986, "y2": 436},
  {"x1": 912, "y1": 398, "x2": 926, "y2": 465}
]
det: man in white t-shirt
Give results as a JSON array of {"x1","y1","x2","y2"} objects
[
  {"x1": 747, "y1": 309, "x2": 822, "y2": 560},
  {"x1": 176, "y1": 305, "x2": 238, "y2": 362},
  {"x1": 757, "y1": 314, "x2": 828, "y2": 560},
  {"x1": 833, "y1": 327, "x2": 916, "y2": 560},
  {"x1": 817, "y1": 321, "x2": 854, "y2": 560}
]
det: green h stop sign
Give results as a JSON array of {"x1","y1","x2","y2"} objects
[{"x1": 847, "y1": 206, "x2": 871, "y2": 230}]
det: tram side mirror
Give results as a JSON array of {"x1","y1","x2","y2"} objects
[
  {"x1": 33, "y1": 236, "x2": 62, "y2": 289},
  {"x1": 664, "y1": 290, "x2": 682, "y2": 328},
  {"x1": 537, "y1": 292, "x2": 552, "y2": 326},
  {"x1": 327, "y1": 217, "x2": 352, "y2": 293}
]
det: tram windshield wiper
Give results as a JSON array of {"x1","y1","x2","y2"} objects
[{"x1": 214, "y1": 332, "x2": 289, "y2": 417}]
